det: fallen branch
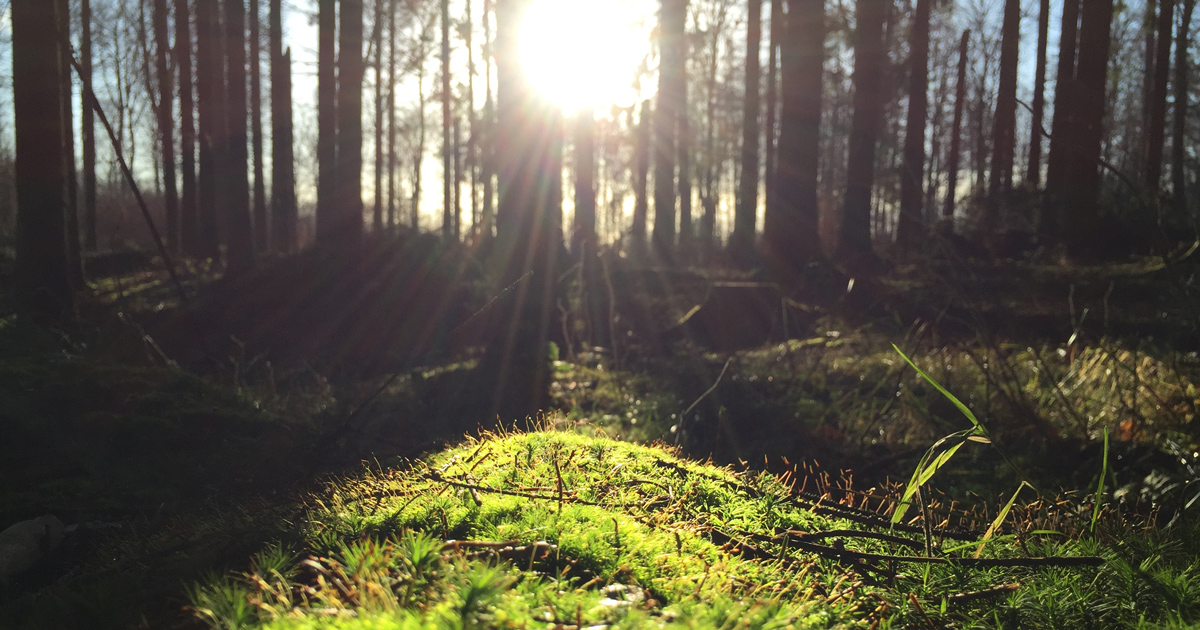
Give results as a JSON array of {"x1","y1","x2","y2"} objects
[{"x1": 945, "y1": 582, "x2": 1021, "y2": 605}]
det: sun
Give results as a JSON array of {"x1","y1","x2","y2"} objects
[{"x1": 519, "y1": 0, "x2": 651, "y2": 112}]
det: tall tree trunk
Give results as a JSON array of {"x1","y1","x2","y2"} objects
[
  {"x1": 153, "y1": 0, "x2": 179, "y2": 253},
  {"x1": 1172, "y1": 0, "x2": 1195, "y2": 217},
  {"x1": 466, "y1": 0, "x2": 478, "y2": 237},
  {"x1": 653, "y1": 0, "x2": 687, "y2": 254},
  {"x1": 175, "y1": 0, "x2": 198, "y2": 255},
  {"x1": 573, "y1": 108, "x2": 596, "y2": 253},
  {"x1": 57, "y1": 0, "x2": 81, "y2": 285},
  {"x1": 768, "y1": 0, "x2": 825, "y2": 269},
  {"x1": 442, "y1": 0, "x2": 453, "y2": 240},
  {"x1": 481, "y1": 0, "x2": 495, "y2": 239},
  {"x1": 316, "y1": 0, "x2": 337, "y2": 245},
  {"x1": 897, "y1": 0, "x2": 931, "y2": 248},
  {"x1": 196, "y1": 0, "x2": 226, "y2": 259},
  {"x1": 488, "y1": 0, "x2": 560, "y2": 420},
  {"x1": 414, "y1": 32, "x2": 425, "y2": 231},
  {"x1": 374, "y1": 0, "x2": 385, "y2": 232},
  {"x1": 1045, "y1": 0, "x2": 1082, "y2": 196},
  {"x1": 270, "y1": 0, "x2": 296, "y2": 252},
  {"x1": 733, "y1": 0, "x2": 761, "y2": 257},
  {"x1": 1143, "y1": 0, "x2": 1157, "y2": 174},
  {"x1": 250, "y1": 0, "x2": 267, "y2": 251},
  {"x1": 835, "y1": 0, "x2": 887, "y2": 266},
  {"x1": 762, "y1": 0, "x2": 781, "y2": 251},
  {"x1": 13, "y1": 0, "x2": 74, "y2": 320},
  {"x1": 453, "y1": 113, "x2": 462, "y2": 239},
  {"x1": 943, "y1": 30, "x2": 970, "y2": 226},
  {"x1": 1063, "y1": 0, "x2": 1114, "y2": 258},
  {"x1": 225, "y1": 0, "x2": 254, "y2": 274},
  {"x1": 337, "y1": 0, "x2": 365, "y2": 247},
  {"x1": 1027, "y1": 0, "x2": 1050, "y2": 188},
  {"x1": 82, "y1": 0, "x2": 97, "y2": 252},
  {"x1": 632, "y1": 99, "x2": 650, "y2": 243},
  {"x1": 1144, "y1": 0, "x2": 1174, "y2": 199},
  {"x1": 388, "y1": 0, "x2": 398, "y2": 231},
  {"x1": 987, "y1": 0, "x2": 1020, "y2": 209}
]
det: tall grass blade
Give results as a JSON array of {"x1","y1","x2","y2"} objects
[{"x1": 1091, "y1": 428, "x2": 1108, "y2": 533}]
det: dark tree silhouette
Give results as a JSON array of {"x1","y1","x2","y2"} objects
[
  {"x1": 1172, "y1": 0, "x2": 1195, "y2": 217},
  {"x1": 196, "y1": 0, "x2": 226, "y2": 259},
  {"x1": 1045, "y1": 0, "x2": 1081, "y2": 199},
  {"x1": 732, "y1": 0, "x2": 761, "y2": 257},
  {"x1": 336, "y1": 0, "x2": 366, "y2": 247},
  {"x1": 316, "y1": 0, "x2": 338, "y2": 245},
  {"x1": 251, "y1": 0, "x2": 267, "y2": 251},
  {"x1": 573, "y1": 109, "x2": 597, "y2": 253},
  {"x1": 942, "y1": 30, "x2": 969, "y2": 226},
  {"x1": 896, "y1": 0, "x2": 931, "y2": 248},
  {"x1": 175, "y1": 0, "x2": 198, "y2": 255},
  {"x1": 81, "y1": 0, "x2": 97, "y2": 251},
  {"x1": 632, "y1": 99, "x2": 650, "y2": 243},
  {"x1": 225, "y1": 0, "x2": 255, "y2": 274},
  {"x1": 761, "y1": 0, "x2": 781, "y2": 247},
  {"x1": 153, "y1": 0, "x2": 179, "y2": 252},
  {"x1": 387, "y1": 0, "x2": 398, "y2": 230},
  {"x1": 57, "y1": 0, "x2": 81, "y2": 285},
  {"x1": 374, "y1": 0, "x2": 385, "y2": 233},
  {"x1": 1027, "y1": 0, "x2": 1050, "y2": 188},
  {"x1": 442, "y1": 0, "x2": 453, "y2": 241},
  {"x1": 987, "y1": 0, "x2": 1020, "y2": 208},
  {"x1": 835, "y1": 0, "x2": 887, "y2": 266},
  {"x1": 768, "y1": 0, "x2": 825, "y2": 269},
  {"x1": 1144, "y1": 0, "x2": 1174, "y2": 198},
  {"x1": 270, "y1": 0, "x2": 296, "y2": 253},
  {"x1": 12, "y1": 0, "x2": 74, "y2": 320},
  {"x1": 653, "y1": 0, "x2": 687, "y2": 254},
  {"x1": 481, "y1": 0, "x2": 495, "y2": 239}
]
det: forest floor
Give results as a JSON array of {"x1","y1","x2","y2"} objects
[{"x1": 1, "y1": 236, "x2": 1199, "y2": 628}]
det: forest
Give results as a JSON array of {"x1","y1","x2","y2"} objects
[{"x1": 1, "y1": 0, "x2": 1200, "y2": 626}]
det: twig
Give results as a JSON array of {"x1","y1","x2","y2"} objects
[
  {"x1": 422, "y1": 471, "x2": 602, "y2": 506},
  {"x1": 908, "y1": 593, "x2": 938, "y2": 630},
  {"x1": 676, "y1": 357, "x2": 733, "y2": 445}
]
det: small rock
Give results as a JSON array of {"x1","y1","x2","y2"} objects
[{"x1": 0, "y1": 515, "x2": 65, "y2": 583}]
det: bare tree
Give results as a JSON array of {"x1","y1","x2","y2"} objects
[
  {"x1": 152, "y1": 0, "x2": 179, "y2": 252},
  {"x1": 732, "y1": 0, "x2": 761, "y2": 256},
  {"x1": 337, "y1": 0, "x2": 366, "y2": 247},
  {"x1": 175, "y1": 0, "x2": 198, "y2": 255},
  {"x1": 897, "y1": 0, "x2": 931, "y2": 248},
  {"x1": 1143, "y1": 0, "x2": 1174, "y2": 198},
  {"x1": 316, "y1": 0, "x2": 337, "y2": 245},
  {"x1": 251, "y1": 0, "x2": 267, "y2": 251},
  {"x1": 82, "y1": 0, "x2": 98, "y2": 251},
  {"x1": 1172, "y1": 0, "x2": 1195, "y2": 216},
  {"x1": 986, "y1": 0, "x2": 1020, "y2": 207},
  {"x1": 1026, "y1": 0, "x2": 1050, "y2": 187}
]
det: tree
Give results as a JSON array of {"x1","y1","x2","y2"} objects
[
  {"x1": 1172, "y1": 0, "x2": 1195, "y2": 217},
  {"x1": 1045, "y1": 0, "x2": 1081, "y2": 198},
  {"x1": 942, "y1": 30, "x2": 970, "y2": 226},
  {"x1": 196, "y1": 0, "x2": 226, "y2": 259},
  {"x1": 835, "y1": 0, "x2": 887, "y2": 266},
  {"x1": 316, "y1": 0, "x2": 338, "y2": 245},
  {"x1": 12, "y1": 0, "x2": 75, "y2": 320},
  {"x1": 768, "y1": 0, "x2": 825, "y2": 269},
  {"x1": 153, "y1": 0, "x2": 179, "y2": 252},
  {"x1": 442, "y1": 0, "x2": 453, "y2": 241},
  {"x1": 250, "y1": 0, "x2": 267, "y2": 251},
  {"x1": 57, "y1": 0, "x2": 81, "y2": 284},
  {"x1": 1026, "y1": 0, "x2": 1050, "y2": 187},
  {"x1": 986, "y1": 0, "x2": 1020, "y2": 209},
  {"x1": 374, "y1": 0, "x2": 385, "y2": 233},
  {"x1": 653, "y1": 0, "x2": 687, "y2": 254},
  {"x1": 270, "y1": 0, "x2": 296, "y2": 252},
  {"x1": 480, "y1": 0, "x2": 495, "y2": 239},
  {"x1": 896, "y1": 0, "x2": 931, "y2": 248},
  {"x1": 573, "y1": 109, "x2": 597, "y2": 253},
  {"x1": 387, "y1": 0, "x2": 398, "y2": 230},
  {"x1": 761, "y1": 0, "x2": 781, "y2": 248},
  {"x1": 1144, "y1": 0, "x2": 1174, "y2": 199},
  {"x1": 732, "y1": 0, "x2": 761, "y2": 257},
  {"x1": 337, "y1": 0, "x2": 366, "y2": 247},
  {"x1": 175, "y1": 0, "x2": 198, "y2": 255},
  {"x1": 225, "y1": 0, "x2": 255, "y2": 274},
  {"x1": 82, "y1": 0, "x2": 97, "y2": 252},
  {"x1": 632, "y1": 99, "x2": 650, "y2": 243}
]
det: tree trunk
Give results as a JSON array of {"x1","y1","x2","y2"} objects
[
  {"x1": 1144, "y1": 0, "x2": 1174, "y2": 199},
  {"x1": 374, "y1": 0, "x2": 385, "y2": 233},
  {"x1": 57, "y1": 0, "x2": 81, "y2": 285},
  {"x1": 414, "y1": 31, "x2": 425, "y2": 231},
  {"x1": 761, "y1": 0, "x2": 781, "y2": 252},
  {"x1": 1027, "y1": 0, "x2": 1050, "y2": 188},
  {"x1": 942, "y1": 30, "x2": 969, "y2": 225},
  {"x1": 987, "y1": 0, "x2": 1020, "y2": 208},
  {"x1": 1063, "y1": 0, "x2": 1114, "y2": 258},
  {"x1": 82, "y1": 0, "x2": 97, "y2": 252},
  {"x1": 388, "y1": 0, "x2": 398, "y2": 231},
  {"x1": 835, "y1": 0, "x2": 886, "y2": 266},
  {"x1": 225, "y1": 0, "x2": 254, "y2": 274},
  {"x1": 196, "y1": 0, "x2": 225, "y2": 259},
  {"x1": 13, "y1": 0, "x2": 74, "y2": 320},
  {"x1": 1172, "y1": 0, "x2": 1195, "y2": 218},
  {"x1": 632, "y1": 99, "x2": 650, "y2": 243},
  {"x1": 336, "y1": 0, "x2": 365, "y2": 247},
  {"x1": 1045, "y1": 0, "x2": 1081, "y2": 196},
  {"x1": 896, "y1": 0, "x2": 930, "y2": 249},
  {"x1": 466, "y1": 0, "x2": 478, "y2": 237},
  {"x1": 481, "y1": 0, "x2": 495, "y2": 239},
  {"x1": 153, "y1": 0, "x2": 179, "y2": 253},
  {"x1": 175, "y1": 0, "x2": 198, "y2": 255},
  {"x1": 733, "y1": 0, "x2": 761, "y2": 257},
  {"x1": 250, "y1": 0, "x2": 267, "y2": 251},
  {"x1": 653, "y1": 0, "x2": 687, "y2": 254},
  {"x1": 768, "y1": 0, "x2": 824, "y2": 269},
  {"x1": 270, "y1": 0, "x2": 296, "y2": 253},
  {"x1": 573, "y1": 108, "x2": 596, "y2": 253},
  {"x1": 453, "y1": 112, "x2": 462, "y2": 239},
  {"x1": 316, "y1": 0, "x2": 338, "y2": 245},
  {"x1": 442, "y1": 0, "x2": 453, "y2": 241}
]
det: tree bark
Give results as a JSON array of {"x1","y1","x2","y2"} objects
[
  {"x1": 1063, "y1": 0, "x2": 1114, "y2": 258},
  {"x1": 1172, "y1": 0, "x2": 1195, "y2": 218},
  {"x1": 336, "y1": 0, "x2": 365, "y2": 247},
  {"x1": 835, "y1": 0, "x2": 886, "y2": 266},
  {"x1": 57, "y1": 0, "x2": 81, "y2": 285},
  {"x1": 987, "y1": 0, "x2": 1020, "y2": 206},
  {"x1": 414, "y1": 29, "x2": 425, "y2": 231},
  {"x1": 250, "y1": 0, "x2": 267, "y2": 251},
  {"x1": 82, "y1": 0, "x2": 97, "y2": 252},
  {"x1": 942, "y1": 30, "x2": 969, "y2": 225},
  {"x1": 374, "y1": 0, "x2": 385, "y2": 233},
  {"x1": 653, "y1": 0, "x2": 687, "y2": 254},
  {"x1": 1045, "y1": 0, "x2": 1081, "y2": 196},
  {"x1": 196, "y1": 0, "x2": 226, "y2": 259},
  {"x1": 270, "y1": 0, "x2": 296, "y2": 252},
  {"x1": 442, "y1": 0, "x2": 453, "y2": 241},
  {"x1": 481, "y1": 0, "x2": 495, "y2": 239},
  {"x1": 175, "y1": 0, "x2": 198, "y2": 255},
  {"x1": 13, "y1": 0, "x2": 74, "y2": 320},
  {"x1": 733, "y1": 0, "x2": 761, "y2": 257},
  {"x1": 316, "y1": 0, "x2": 338, "y2": 245},
  {"x1": 1027, "y1": 0, "x2": 1050, "y2": 188},
  {"x1": 1144, "y1": 0, "x2": 1174, "y2": 198},
  {"x1": 573, "y1": 108, "x2": 596, "y2": 253},
  {"x1": 387, "y1": 0, "x2": 398, "y2": 231},
  {"x1": 153, "y1": 0, "x2": 180, "y2": 253},
  {"x1": 632, "y1": 99, "x2": 650, "y2": 243},
  {"x1": 225, "y1": 0, "x2": 255, "y2": 274},
  {"x1": 896, "y1": 0, "x2": 931, "y2": 248},
  {"x1": 761, "y1": 0, "x2": 781, "y2": 252}
]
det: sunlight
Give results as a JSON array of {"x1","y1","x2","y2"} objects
[{"x1": 518, "y1": 0, "x2": 651, "y2": 112}]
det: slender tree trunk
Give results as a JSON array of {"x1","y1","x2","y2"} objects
[
  {"x1": 466, "y1": 0, "x2": 478, "y2": 237},
  {"x1": 153, "y1": 0, "x2": 179, "y2": 253},
  {"x1": 442, "y1": 0, "x2": 453, "y2": 240},
  {"x1": 733, "y1": 0, "x2": 761, "y2": 256},
  {"x1": 835, "y1": 0, "x2": 886, "y2": 265},
  {"x1": 13, "y1": 0, "x2": 74, "y2": 320},
  {"x1": 632, "y1": 99, "x2": 650, "y2": 243},
  {"x1": 374, "y1": 0, "x2": 385, "y2": 232},
  {"x1": 481, "y1": 0, "x2": 495, "y2": 239},
  {"x1": 573, "y1": 108, "x2": 596, "y2": 253},
  {"x1": 225, "y1": 0, "x2": 254, "y2": 274},
  {"x1": 453, "y1": 113, "x2": 462, "y2": 239},
  {"x1": 897, "y1": 0, "x2": 930, "y2": 248},
  {"x1": 388, "y1": 0, "x2": 398, "y2": 231},
  {"x1": 57, "y1": 0, "x2": 81, "y2": 285},
  {"x1": 678, "y1": 79, "x2": 693, "y2": 251},
  {"x1": 175, "y1": 0, "x2": 198, "y2": 255},
  {"x1": 270, "y1": 0, "x2": 296, "y2": 252},
  {"x1": 1144, "y1": 0, "x2": 1174, "y2": 198},
  {"x1": 1172, "y1": 0, "x2": 1195, "y2": 217},
  {"x1": 337, "y1": 0, "x2": 365, "y2": 247},
  {"x1": 1025, "y1": 0, "x2": 1050, "y2": 189},
  {"x1": 250, "y1": 0, "x2": 267, "y2": 251},
  {"x1": 762, "y1": 0, "x2": 781, "y2": 251},
  {"x1": 1063, "y1": 0, "x2": 1114, "y2": 258},
  {"x1": 943, "y1": 30, "x2": 970, "y2": 225},
  {"x1": 987, "y1": 0, "x2": 1020, "y2": 208},
  {"x1": 414, "y1": 32, "x2": 425, "y2": 231},
  {"x1": 196, "y1": 0, "x2": 225, "y2": 259},
  {"x1": 82, "y1": 0, "x2": 97, "y2": 252},
  {"x1": 1045, "y1": 0, "x2": 1082, "y2": 196},
  {"x1": 653, "y1": 0, "x2": 687, "y2": 254},
  {"x1": 1143, "y1": 0, "x2": 1157, "y2": 173},
  {"x1": 316, "y1": 0, "x2": 337, "y2": 245}
]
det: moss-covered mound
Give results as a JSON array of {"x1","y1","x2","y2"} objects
[{"x1": 187, "y1": 429, "x2": 1188, "y2": 630}]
